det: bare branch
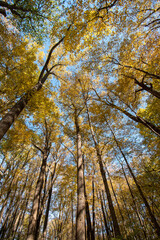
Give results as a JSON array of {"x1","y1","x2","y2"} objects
[{"x1": 32, "y1": 143, "x2": 44, "y2": 154}]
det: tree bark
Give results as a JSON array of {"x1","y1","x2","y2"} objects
[
  {"x1": 84, "y1": 175, "x2": 92, "y2": 240},
  {"x1": 75, "y1": 113, "x2": 86, "y2": 240},
  {"x1": 92, "y1": 173, "x2": 95, "y2": 240},
  {"x1": 83, "y1": 155, "x2": 94, "y2": 240},
  {"x1": 0, "y1": 166, "x2": 19, "y2": 223},
  {"x1": 106, "y1": 167, "x2": 127, "y2": 237},
  {"x1": 12, "y1": 184, "x2": 32, "y2": 240},
  {"x1": 71, "y1": 192, "x2": 74, "y2": 240},
  {"x1": 5, "y1": 170, "x2": 29, "y2": 239},
  {"x1": 83, "y1": 96, "x2": 121, "y2": 238},
  {"x1": 27, "y1": 151, "x2": 48, "y2": 240},
  {"x1": 99, "y1": 191, "x2": 111, "y2": 240},
  {"x1": 0, "y1": 72, "x2": 50, "y2": 141},
  {"x1": 0, "y1": 31, "x2": 70, "y2": 141},
  {"x1": 42, "y1": 163, "x2": 57, "y2": 240}
]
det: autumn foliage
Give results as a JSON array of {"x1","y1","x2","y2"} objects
[{"x1": 0, "y1": 0, "x2": 160, "y2": 239}]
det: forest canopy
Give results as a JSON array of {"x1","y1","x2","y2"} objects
[{"x1": 0, "y1": 0, "x2": 160, "y2": 239}]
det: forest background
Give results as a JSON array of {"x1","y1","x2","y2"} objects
[{"x1": 0, "y1": 0, "x2": 160, "y2": 240}]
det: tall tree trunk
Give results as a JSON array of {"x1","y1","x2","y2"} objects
[
  {"x1": 42, "y1": 163, "x2": 57, "y2": 240},
  {"x1": 0, "y1": 186, "x2": 19, "y2": 239},
  {"x1": 99, "y1": 191, "x2": 111, "y2": 240},
  {"x1": 83, "y1": 155, "x2": 93, "y2": 240},
  {"x1": 95, "y1": 138, "x2": 121, "y2": 238},
  {"x1": 12, "y1": 211, "x2": 22, "y2": 239},
  {"x1": 12, "y1": 184, "x2": 32, "y2": 240},
  {"x1": 27, "y1": 151, "x2": 48, "y2": 240},
  {"x1": 82, "y1": 96, "x2": 121, "y2": 238},
  {"x1": 5, "y1": 170, "x2": 29, "y2": 239},
  {"x1": 0, "y1": 33, "x2": 69, "y2": 141},
  {"x1": 83, "y1": 167, "x2": 92, "y2": 240},
  {"x1": 0, "y1": 168, "x2": 19, "y2": 223},
  {"x1": 16, "y1": 186, "x2": 32, "y2": 240},
  {"x1": 5, "y1": 203, "x2": 20, "y2": 239},
  {"x1": 27, "y1": 119, "x2": 51, "y2": 240},
  {"x1": 106, "y1": 167, "x2": 127, "y2": 237},
  {"x1": 0, "y1": 72, "x2": 50, "y2": 141},
  {"x1": 75, "y1": 112, "x2": 85, "y2": 240},
  {"x1": 84, "y1": 178, "x2": 92, "y2": 240},
  {"x1": 71, "y1": 192, "x2": 74, "y2": 240},
  {"x1": 101, "y1": 191, "x2": 113, "y2": 236},
  {"x1": 35, "y1": 169, "x2": 49, "y2": 238},
  {"x1": 92, "y1": 173, "x2": 95, "y2": 240},
  {"x1": 0, "y1": 178, "x2": 19, "y2": 238}
]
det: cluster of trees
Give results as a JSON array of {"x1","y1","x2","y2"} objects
[{"x1": 0, "y1": 0, "x2": 159, "y2": 239}]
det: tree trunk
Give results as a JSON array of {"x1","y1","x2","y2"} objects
[
  {"x1": 0, "y1": 73, "x2": 49, "y2": 141},
  {"x1": 75, "y1": 113, "x2": 85, "y2": 240},
  {"x1": 84, "y1": 180, "x2": 92, "y2": 240},
  {"x1": 92, "y1": 173, "x2": 95, "y2": 240},
  {"x1": 71, "y1": 192, "x2": 74, "y2": 240},
  {"x1": 83, "y1": 98, "x2": 121, "y2": 238},
  {"x1": 16, "y1": 187, "x2": 32, "y2": 240},
  {"x1": 106, "y1": 167, "x2": 127, "y2": 237},
  {"x1": 12, "y1": 186, "x2": 32, "y2": 240},
  {"x1": 0, "y1": 32, "x2": 69, "y2": 141},
  {"x1": 27, "y1": 151, "x2": 48, "y2": 240},
  {"x1": 42, "y1": 163, "x2": 57, "y2": 240},
  {"x1": 5, "y1": 170, "x2": 29, "y2": 239},
  {"x1": 5, "y1": 204, "x2": 20, "y2": 239},
  {"x1": 84, "y1": 171, "x2": 92, "y2": 240},
  {"x1": 101, "y1": 191, "x2": 113, "y2": 236},
  {"x1": 99, "y1": 190, "x2": 111, "y2": 240},
  {"x1": 0, "y1": 169, "x2": 18, "y2": 223},
  {"x1": 0, "y1": 177, "x2": 19, "y2": 238}
]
